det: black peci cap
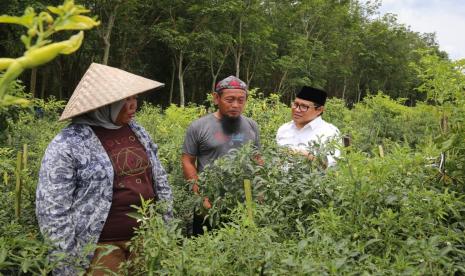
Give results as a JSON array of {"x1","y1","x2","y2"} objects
[{"x1": 296, "y1": 86, "x2": 327, "y2": 106}]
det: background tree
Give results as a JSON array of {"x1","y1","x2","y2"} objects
[{"x1": 0, "y1": 0, "x2": 453, "y2": 106}]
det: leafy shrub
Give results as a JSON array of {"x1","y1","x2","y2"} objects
[
  {"x1": 0, "y1": 79, "x2": 29, "y2": 141},
  {"x1": 342, "y1": 93, "x2": 441, "y2": 152},
  {"x1": 1, "y1": 90, "x2": 464, "y2": 274},
  {"x1": 0, "y1": 97, "x2": 65, "y2": 274}
]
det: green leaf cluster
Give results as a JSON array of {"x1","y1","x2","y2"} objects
[
  {"x1": 0, "y1": 68, "x2": 464, "y2": 273},
  {"x1": 0, "y1": 0, "x2": 99, "y2": 107}
]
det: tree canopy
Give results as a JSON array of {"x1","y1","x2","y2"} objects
[{"x1": 0, "y1": 0, "x2": 450, "y2": 106}]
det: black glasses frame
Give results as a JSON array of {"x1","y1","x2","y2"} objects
[{"x1": 291, "y1": 102, "x2": 320, "y2": 112}]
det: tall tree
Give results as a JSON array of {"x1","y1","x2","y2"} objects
[{"x1": 152, "y1": 0, "x2": 210, "y2": 106}]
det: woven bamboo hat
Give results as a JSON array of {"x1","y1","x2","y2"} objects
[{"x1": 59, "y1": 63, "x2": 164, "y2": 121}]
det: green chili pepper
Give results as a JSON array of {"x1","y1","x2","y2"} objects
[
  {"x1": 0, "y1": 0, "x2": 99, "y2": 107},
  {"x1": 0, "y1": 58, "x2": 15, "y2": 71},
  {"x1": 19, "y1": 31, "x2": 83, "y2": 68},
  {"x1": 0, "y1": 61, "x2": 24, "y2": 99},
  {"x1": 57, "y1": 31, "x2": 84, "y2": 54},
  {"x1": 56, "y1": 15, "x2": 99, "y2": 31}
]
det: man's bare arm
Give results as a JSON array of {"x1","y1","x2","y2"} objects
[
  {"x1": 182, "y1": 153, "x2": 198, "y2": 182},
  {"x1": 182, "y1": 153, "x2": 211, "y2": 208}
]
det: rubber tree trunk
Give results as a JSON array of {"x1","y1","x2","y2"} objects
[
  {"x1": 178, "y1": 51, "x2": 185, "y2": 107},
  {"x1": 234, "y1": 17, "x2": 243, "y2": 78},
  {"x1": 30, "y1": 68, "x2": 37, "y2": 98},
  {"x1": 102, "y1": 5, "x2": 119, "y2": 65},
  {"x1": 169, "y1": 59, "x2": 175, "y2": 104}
]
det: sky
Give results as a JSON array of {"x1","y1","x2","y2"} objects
[{"x1": 376, "y1": 0, "x2": 465, "y2": 60}]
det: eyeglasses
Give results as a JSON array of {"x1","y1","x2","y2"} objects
[{"x1": 291, "y1": 102, "x2": 319, "y2": 112}]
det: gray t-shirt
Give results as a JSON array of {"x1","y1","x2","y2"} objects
[{"x1": 183, "y1": 113, "x2": 261, "y2": 172}]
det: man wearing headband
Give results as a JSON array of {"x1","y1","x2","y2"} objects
[
  {"x1": 182, "y1": 75, "x2": 260, "y2": 235},
  {"x1": 276, "y1": 86, "x2": 340, "y2": 167}
]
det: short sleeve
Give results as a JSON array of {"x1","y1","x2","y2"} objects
[
  {"x1": 252, "y1": 120, "x2": 261, "y2": 150},
  {"x1": 182, "y1": 122, "x2": 199, "y2": 156},
  {"x1": 276, "y1": 124, "x2": 286, "y2": 146}
]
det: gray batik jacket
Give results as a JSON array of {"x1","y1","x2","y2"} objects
[{"x1": 36, "y1": 121, "x2": 172, "y2": 275}]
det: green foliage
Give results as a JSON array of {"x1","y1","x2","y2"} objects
[
  {"x1": 242, "y1": 91, "x2": 289, "y2": 148},
  {"x1": 413, "y1": 53, "x2": 465, "y2": 186},
  {"x1": 0, "y1": 0, "x2": 99, "y2": 107},
  {"x1": 0, "y1": 235, "x2": 56, "y2": 275},
  {"x1": 137, "y1": 102, "x2": 207, "y2": 172},
  {"x1": 414, "y1": 53, "x2": 465, "y2": 106},
  {"x1": 0, "y1": 79, "x2": 29, "y2": 140},
  {"x1": 126, "y1": 144, "x2": 465, "y2": 273},
  {"x1": 120, "y1": 88, "x2": 465, "y2": 274},
  {"x1": 124, "y1": 139, "x2": 465, "y2": 274},
  {"x1": 1, "y1": 84, "x2": 465, "y2": 273},
  {"x1": 0, "y1": 97, "x2": 65, "y2": 275},
  {"x1": 1, "y1": 1, "x2": 464, "y2": 274},
  {"x1": 341, "y1": 93, "x2": 441, "y2": 152},
  {"x1": 1, "y1": 0, "x2": 447, "y2": 105}
]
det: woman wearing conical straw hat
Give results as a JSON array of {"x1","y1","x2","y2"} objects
[{"x1": 35, "y1": 63, "x2": 173, "y2": 275}]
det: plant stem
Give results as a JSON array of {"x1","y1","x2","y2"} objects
[
  {"x1": 3, "y1": 172, "x2": 8, "y2": 186},
  {"x1": 378, "y1": 145, "x2": 384, "y2": 158},
  {"x1": 15, "y1": 151, "x2": 22, "y2": 220},
  {"x1": 243, "y1": 179, "x2": 254, "y2": 225},
  {"x1": 22, "y1": 144, "x2": 28, "y2": 170}
]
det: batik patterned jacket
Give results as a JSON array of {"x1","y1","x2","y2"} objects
[{"x1": 36, "y1": 121, "x2": 172, "y2": 275}]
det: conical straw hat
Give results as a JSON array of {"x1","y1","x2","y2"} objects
[{"x1": 59, "y1": 63, "x2": 164, "y2": 121}]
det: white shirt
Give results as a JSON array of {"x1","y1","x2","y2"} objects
[{"x1": 276, "y1": 116, "x2": 341, "y2": 166}]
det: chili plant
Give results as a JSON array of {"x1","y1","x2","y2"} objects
[{"x1": 0, "y1": 0, "x2": 99, "y2": 107}]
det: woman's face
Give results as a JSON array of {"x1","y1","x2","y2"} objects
[{"x1": 114, "y1": 96, "x2": 137, "y2": 125}]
